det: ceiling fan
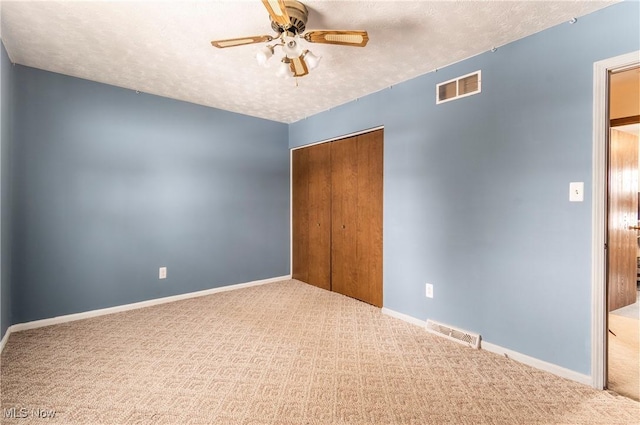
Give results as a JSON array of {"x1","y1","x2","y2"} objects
[{"x1": 210, "y1": 0, "x2": 369, "y2": 78}]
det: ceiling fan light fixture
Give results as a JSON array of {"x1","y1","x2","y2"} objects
[
  {"x1": 256, "y1": 45, "x2": 274, "y2": 67},
  {"x1": 276, "y1": 58, "x2": 294, "y2": 78},
  {"x1": 302, "y1": 50, "x2": 321, "y2": 70},
  {"x1": 211, "y1": 1, "x2": 369, "y2": 80}
]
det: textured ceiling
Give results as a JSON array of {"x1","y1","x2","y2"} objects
[{"x1": 0, "y1": 0, "x2": 616, "y2": 123}]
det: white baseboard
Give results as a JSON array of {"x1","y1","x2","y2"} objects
[
  {"x1": 1, "y1": 275, "x2": 291, "y2": 352},
  {"x1": 480, "y1": 341, "x2": 592, "y2": 386},
  {"x1": 0, "y1": 327, "x2": 10, "y2": 354},
  {"x1": 381, "y1": 307, "x2": 427, "y2": 327},
  {"x1": 381, "y1": 307, "x2": 592, "y2": 386}
]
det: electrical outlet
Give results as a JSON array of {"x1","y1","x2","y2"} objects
[
  {"x1": 425, "y1": 283, "x2": 433, "y2": 299},
  {"x1": 159, "y1": 267, "x2": 167, "y2": 279}
]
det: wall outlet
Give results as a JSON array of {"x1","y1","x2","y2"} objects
[
  {"x1": 159, "y1": 267, "x2": 167, "y2": 279},
  {"x1": 425, "y1": 283, "x2": 433, "y2": 299}
]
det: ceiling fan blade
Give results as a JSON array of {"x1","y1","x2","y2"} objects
[
  {"x1": 261, "y1": 0, "x2": 291, "y2": 28},
  {"x1": 290, "y1": 56, "x2": 309, "y2": 77},
  {"x1": 211, "y1": 35, "x2": 274, "y2": 49},
  {"x1": 304, "y1": 30, "x2": 369, "y2": 47}
]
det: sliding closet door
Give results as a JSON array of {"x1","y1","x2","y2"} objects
[
  {"x1": 292, "y1": 142, "x2": 331, "y2": 290},
  {"x1": 331, "y1": 136, "x2": 359, "y2": 298},
  {"x1": 356, "y1": 130, "x2": 383, "y2": 307},
  {"x1": 294, "y1": 129, "x2": 383, "y2": 306},
  {"x1": 332, "y1": 130, "x2": 383, "y2": 307},
  {"x1": 292, "y1": 148, "x2": 310, "y2": 282},
  {"x1": 307, "y1": 143, "x2": 332, "y2": 290}
]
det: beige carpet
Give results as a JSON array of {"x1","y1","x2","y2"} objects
[
  {"x1": 1, "y1": 279, "x2": 639, "y2": 425},
  {"x1": 608, "y1": 313, "x2": 640, "y2": 401}
]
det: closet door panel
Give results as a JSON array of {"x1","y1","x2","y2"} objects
[
  {"x1": 307, "y1": 142, "x2": 332, "y2": 290},
  {"x1": 356, "y1": 131, "x2": 383, "y2": 307},
  {"x1": 295, "y1": 129, "x2": 383, "y2": 307},
  {"x1": 292, "y1": 148, "x2": 309, "y2": 282},
  {"x1": 331, "y1": 137, "x2": 359, "y2": 299}
]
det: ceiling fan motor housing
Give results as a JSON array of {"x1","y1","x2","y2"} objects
[{"x1": 271, "y1": 0, "x2": 309, "y2": 34}]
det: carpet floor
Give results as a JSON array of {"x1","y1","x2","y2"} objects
[{"x1": 1, "y1": 279, "x2": 639, "y2": 424}]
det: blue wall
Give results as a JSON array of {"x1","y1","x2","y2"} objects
[
  {"x1": 290, "y1": 2, "x2": 639, "y2": 375},
  {"x1": 1, "y1": 42, "x2": 15, "y2": 340},
  {"x1": 10, "y1": 66, "x2": 290, "y2": 324}
]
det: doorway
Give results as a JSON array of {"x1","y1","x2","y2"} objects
[
  {"x1": 606, "y1": 66, "x2": 639, "y2": 401},
  {"x1": 591, "y1": 50, "x2": 639, "y2": 394}
]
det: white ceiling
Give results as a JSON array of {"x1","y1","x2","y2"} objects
[{"x1": 0, "y1": 0, "x2": 616, "y2": 124}]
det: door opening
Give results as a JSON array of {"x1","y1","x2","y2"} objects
[
  {"x1": 606, "y1": 66, "x2": 639, "y2": 401},
  {"x1": 591, "y1": 50, "x2": 639, "y2": 392}
]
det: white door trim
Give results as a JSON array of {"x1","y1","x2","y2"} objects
[{"x1": 591, "y1": 50, "x2": 639, "y2": 389}]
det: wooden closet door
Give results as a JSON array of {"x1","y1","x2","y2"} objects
[
  {"x1": 292, "y1": 143, "x2": 331, "y2": 290},
  {"x1": 292, "y1": 148, "x2": 310, "y2": 282},
  {"x1": 307, "y1": 142, "x2": 332, "y2": 290},
  {"x1": 332, "y1": 130, "x2": 383, "y2": 307},
  {"x1": 356, "y1": 130, "x2": 383, "y2": 307},
  {"x1": 331, "y1": 136, "x2": 359, "y2": 298}
]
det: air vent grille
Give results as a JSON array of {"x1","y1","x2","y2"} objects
[
  {"x1": 425, "y1": 319, "x2": 480, "y2": 349},
  {"x1": 436, "y1": 70, "x2": 481, "y2": 104}
]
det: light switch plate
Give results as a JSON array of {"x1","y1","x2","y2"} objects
[
  {"x1": 425, "y1": 283, "x2": 433, "y2": 299},
  {"x1": 569, "y1": 182, "x2": 584, "y2": 202},
  {"x1": 159, "y1": 267, "x2": 167, "y2": 279}
]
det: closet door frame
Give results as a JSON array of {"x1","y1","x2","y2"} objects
[{"x1": 289, "y1": 125, "x2": 384, "y2": 296}]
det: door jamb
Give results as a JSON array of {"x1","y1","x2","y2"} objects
[{"x1": 591, "y1": 50, "x2": 640, "y2": 389}]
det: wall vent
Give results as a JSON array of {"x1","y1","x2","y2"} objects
[
  {"x1": 425, "y1": 319, "x2": 480, "y2": 349},
  {"x1": 436, "y1": 70, "x2": 481, "y2": 104}
]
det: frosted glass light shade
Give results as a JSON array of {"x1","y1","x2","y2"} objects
[
  {"x1": 276, "y1": 60, "x2": 294, "y2": 78},
  {"x1": 303, "y1": 50, "x2": 321, "y2": 70},
  {"x1": 256, "y1": 46, "x2": 273, "y2": 67}
]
